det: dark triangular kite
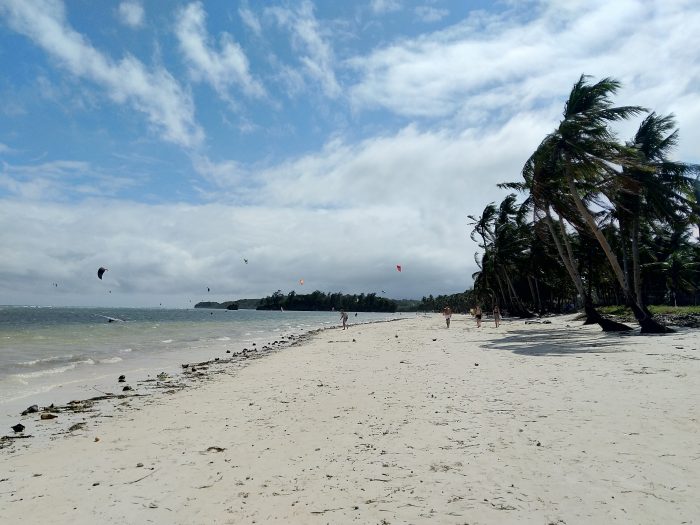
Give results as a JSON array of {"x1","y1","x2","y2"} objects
[{"x1": 97, "y1": 267, "x2": 108, "y2": 280}]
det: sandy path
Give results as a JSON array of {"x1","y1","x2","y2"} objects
[{"x1": 1, "y1": 314, "x2": 698, "y2": 524}]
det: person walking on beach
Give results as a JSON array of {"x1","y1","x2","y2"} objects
[
  {"x1": 340, "y1": 309, "x2": 349, "y2": 330},
  {"x1": 493, "y1": 305, "x2": 501, "y2": 328},
  {"x1": 442, "y1": 306, "x2": 452, "y2": 328},
  {"x1": 475, "y1": 305, "x2": 482, "y2": 328}
]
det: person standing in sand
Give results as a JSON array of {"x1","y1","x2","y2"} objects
[
  {"x1": 475, "y1": 305, "x2": 482, "y2": 328},
  {"x1": 442, "y1": 306, "x2": 452, "y2": 328},
  {"x1": 493, "y1": 305, "x2": 501, "y2": 328},
  {"x1": 340, "y1": 309, "x2": 349, "y2": 330}
]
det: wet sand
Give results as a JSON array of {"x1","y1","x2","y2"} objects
[{"x1": 1, "y1": 314, "x2": 698, "y2": 524}]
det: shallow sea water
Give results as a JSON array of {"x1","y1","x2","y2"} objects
[{"x1": 0, "y1": 306, "x2": 400, "y2": 426}]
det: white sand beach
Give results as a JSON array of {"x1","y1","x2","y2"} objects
[{"x1": 1, "y1": 314, "x2": 698, "y2": 524}]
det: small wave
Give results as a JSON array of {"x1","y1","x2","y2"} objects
[
  {"x1": 161, "y1": 339, "x2": 173, "y2": 343},
  {"x1": 120, "y1": 348, "x2": 133, "y2": 353},
  {"x1": 14, "y1": 358, "x2": 96, "y2": 379},
  {"x1": 17, "y1": 354, "x2": 75, "y2": 367},
  {"x1": 99, "y1": 357, "x2": 123, "y2": 364},
  {"x1": 216, "y1": 337, "x2": 231, "y2": 341}
]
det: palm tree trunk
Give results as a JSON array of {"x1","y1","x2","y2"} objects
[
  {"x1": 544, "y1": 208, "x2": 630, "y2": 331},
  {"x1": 631, "y1": 215, "x2": 649, "y2": 312},
  {"x1": 565, "y1": 173, "x2": 671, "y2": 333}
]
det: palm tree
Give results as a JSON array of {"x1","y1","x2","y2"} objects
[
  {"x1": 616, "y1": 113, "x2": 699, "y2": 310},
  {"x1": 543, "y1": 75, "x2": 688, "y2": 332},
  {"x1": 505, "y1": 139, "x2": 633, "y2": 330},
  {"x1": 469, "y1": 197, "x2": 534, "y2": 316}
]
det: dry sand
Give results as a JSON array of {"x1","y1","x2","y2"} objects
[{"x1": 1, "y1": 314, "x2": 698, "y2": 524}]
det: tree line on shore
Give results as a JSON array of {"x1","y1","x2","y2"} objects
[
  {"x1": 256, "y1": 290, "x2": 398, "y2": 312},
  {"x1": 467, "y1": 74, "x2": 699, "y2": 333}
]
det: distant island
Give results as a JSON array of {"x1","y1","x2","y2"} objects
[
  {"x1": 194, "y1": 293, "x2": 442, "y2": 312},
  {"x1": 193, "y1": 301, "x2": 239, "y2": 310},
  {"x1": 256, "y1": 290, "x2": 398, "y2": 312}
]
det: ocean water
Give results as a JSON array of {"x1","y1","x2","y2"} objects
[{"x1": 0, "y1": 306, "x2": 401, "y2": 424}]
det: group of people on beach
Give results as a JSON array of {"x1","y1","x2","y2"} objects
[{"x1": 442, "y1": 305, "x2": 500, "y2": 328}]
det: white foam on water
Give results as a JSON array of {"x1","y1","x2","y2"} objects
[
  {"x1": 13, "y1": 358, "x2": 96, "y2": 379},
  {"x1": 99, "y1": 357, "x2": 123, "y2": 364}
]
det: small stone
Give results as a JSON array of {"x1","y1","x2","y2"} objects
[
  {"x1": 118, "y1": 375, "x2": 126, "y2": 382},
  {"x1": 92, "y1": 482, "x2": 100, "y2": 486},
  {"x1": 536, "y1": 441, "x2": 541, "y2": 446},
  {"x1": 122, "y1": 385, "x2": 133, "y2": 392},
  {"x1": 21, "y1": 404, "x2": 39, "y2": 415},
  {"x1": 40, "y1": 413, "x2": 58, "y2": 420},
  {"x1": 474, "y1": 363, "x2": 479, "y2": 366},
  {"x1": 136, "y1": 462, "x2": 144, "y2": 468},
  {"x1": 11, "y1": 423, "x2": 25, "y2": 433},
  {"x1": 226, "y1": 350, "x2": 231, "y2": 353},
  {"x1": 94, "y1": 437, "x2": 100, "y2": 442}
]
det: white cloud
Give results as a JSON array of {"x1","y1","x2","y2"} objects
[
  {"x1": 348, "y1": 0, "x2": 700, "y2": 147},
  {"x1": 175, "y1": 2, "x2": 265, "y2": 99},
  {"x1": 370, "y1": 0, "x2": 402, "y2": 14},
  {"x1": 415, "y1": 5, "x2": 448, "y2": 23},
  {"x1": 117, "y1": 1, "x2": 144, "y2": 29},
  {"x1": 0, "y1": 159, "x2": 138, "y2": 200},
  {"x1": 0, "y1": 197, "x2": 474, "y2": 305},
  {"x1": 0, "y1": 0, "x2": 202, "y2": 148},
  {"x1": 238, "y1": 4, "x2": 262, "y2": 36},
  {"x1": 0, "y1": 142, "x2": 15, "y2": 154},
  {"x1": 267, "y1": 1, "x2": 340, "y2": 98}
]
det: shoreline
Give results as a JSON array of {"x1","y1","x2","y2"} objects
[
  {"x1": 1, "y1": 314, "x2": 698, "y2": 523},
  {"x1": 1, "y1": 316, "x2": 408, "y2": 451}
]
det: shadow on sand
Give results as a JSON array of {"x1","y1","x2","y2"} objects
[{"x1": 480, "y1": 325, "x2": 635, "y2": 357}]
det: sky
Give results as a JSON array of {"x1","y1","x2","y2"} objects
[{"x1": 1, "y1": 0, "x2": 699, "y2": 308}]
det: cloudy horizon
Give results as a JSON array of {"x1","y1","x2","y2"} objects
[{"x1": 1, "y1": 0, "x2": 699, "y2": 307}]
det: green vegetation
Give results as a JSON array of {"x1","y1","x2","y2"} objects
[
  {"x1": 256, "y1": 290, "x2": 397, "y2": 312},
  {"x1": 194, "y1": 301, "x2": 238, "y2": 310},
  {"x1": 470, "y1": 74, "x2": 699, "y2": 332},
  {"x1": 600, "y1": 305, "x2": 700, "y2": 317}
]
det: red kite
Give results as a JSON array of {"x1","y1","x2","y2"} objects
[{"x1": 396, "y1": 265, "x2": 402, "y2": 272}]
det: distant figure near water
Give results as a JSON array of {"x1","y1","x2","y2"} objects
[
  {"x1": 475, "y1": 305, "x2": 482, "y2": 328},
  {"x1": 340, "y1": 309, "x2": 349, "y2": 330},
  {"x1": 442, "y1": 306, "x2": 452, "y2": 328},
  {"x1": 493, "y1": 306, "x2": 501, "y2": 328}
]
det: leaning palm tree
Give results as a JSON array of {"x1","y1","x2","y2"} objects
[
  {"x1": 617, "y1": 112, "x2": 699, "y2": 312},
  {"x1": 504, "y1": 139, "x2": 633, "y2": 330},
  {"x1": 544, "y1": 75, "x2": 681, "y2": 333}
]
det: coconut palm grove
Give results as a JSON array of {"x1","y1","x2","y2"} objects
[{"x1": 424, "y1": 75, "x2": 699, "y2": 333}]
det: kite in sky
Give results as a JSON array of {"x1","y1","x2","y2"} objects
[
  {"x1": 243, "y1": 258, "x2": 248, "y2": 264},
  {"x1": 207, "y1": 287, "x2": 210, "y2": 292},
  {"x1": 396, "y1": 265, "x2": 402, "y2": 272},
  {"x1": 299, "y1": 279, "x2": 304, "y2": 285},
  {"x1": 97, "y1": 267, "x2": 107, "y2": 280}
]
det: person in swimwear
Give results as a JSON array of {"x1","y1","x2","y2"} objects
[
  {"x1": 442, "y1": 306, "x2": 452, "y2": 328},
  {"x1": 493, "y1": 305, "x2": 501, "y2": 328},
  {"x1": 475, "y1": 305, "x2": 482, "y2": 328}
]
